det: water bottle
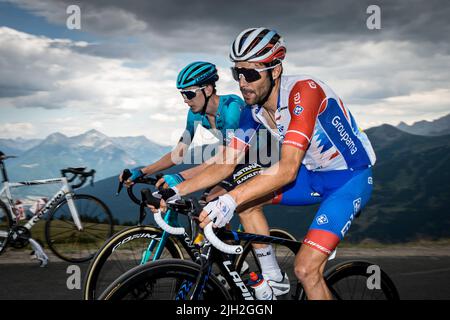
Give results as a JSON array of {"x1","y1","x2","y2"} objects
[{"x1": 249, "y1": 272, "x2": 276, "y2": 300}]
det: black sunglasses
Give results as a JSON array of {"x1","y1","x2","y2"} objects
[{"x1": 230, "y1": 64, "x2": 279, "y2": 83}]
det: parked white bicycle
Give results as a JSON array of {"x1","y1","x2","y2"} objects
[{"x1": 0, "y1": 151, "x2": 114, "y2": 266}]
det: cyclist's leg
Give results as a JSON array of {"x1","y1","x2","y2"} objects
[
  {"x1": 237, "y1": 197, "x2": 290, "y2": 286},
  {"x1": 266, "y1": 165, "x2": 332, "y2": 296},
  {"x1": 218, "y1": 163, "x2": 283, "y2": 281},
  {"x1": 295, "y1": 245, "x2": 333, "y2": 299},
  {"x1": 296, "y1": 167, "x2": 374, "y2": 300}
]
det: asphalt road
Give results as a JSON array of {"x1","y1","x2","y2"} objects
[{"x1": 1, "y1": 255, "x2": 449, "y2": 300}]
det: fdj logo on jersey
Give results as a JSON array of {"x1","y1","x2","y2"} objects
[
  {"x1": 293, "y1": 105, "x2": 304, "y2": 116},
  {"x1": 316, "y1": 214, "x2": 328, "y2": 225},
  {"x1": 353, "y1": 198, "x2": 362, "y2": 214}
]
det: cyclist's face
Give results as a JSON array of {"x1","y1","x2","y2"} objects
[
  {"x1": 234, "y1": 61, "x2": 272, "y2": 105},
  {"x1": 181, "y1": 86, "x2": 205, "y2": 113}
]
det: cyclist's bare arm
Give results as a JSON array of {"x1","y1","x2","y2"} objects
[
  {"x1": 177, "y1": 145, "x2": 242, "y2": 196},
  {"x1": 178, "y1": 145, "x2": 225, "y2": 179},
  {"x1": 229, "y1": 144, "x2": 305, "y2": 206}
]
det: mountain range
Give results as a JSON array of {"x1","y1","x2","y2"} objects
[
  {"x1": 397, "y1": 113, "x2": 450, "y2": 136},
  {"x1": 0, "y1": 130, "x2": 171, "y2": 189}
]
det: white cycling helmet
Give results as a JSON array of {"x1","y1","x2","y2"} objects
[{"x1": 230, "y1": 27, "x2": 286, "y2": 64}]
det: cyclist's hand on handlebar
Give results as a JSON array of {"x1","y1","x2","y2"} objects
[
  {"x1": 199, "y1": 194, "x2": 237, "y2": 229},
  {"x1": 199, "y1": 209, "x2": 212, "y2": 229},
  {"x1": 154, "y1": 187, "x2": 181, "y2": 202},
  {"x1": 146, "y1": 198, "x2": 167, "y2": 213},
  {"x1": 119, "y1": 168, "x2": 144, "y2": 187},
  {"x1": 150, "y1": 187, "x2": 181, "y2": 214},
  {"x1": 155, "y1": 177, "x2": 168, "y2": 189}
]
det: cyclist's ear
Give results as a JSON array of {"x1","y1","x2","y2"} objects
[
  {"x1": 272, "y1": 63, "x2": 283, "y2": 80},
  {"x1": 204, "y1": 83, "x2": 214, "y2": 97}
]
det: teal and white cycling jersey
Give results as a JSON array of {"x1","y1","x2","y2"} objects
[{"x1": 182, "y1": 94, "x2": 245, "y2": 145}]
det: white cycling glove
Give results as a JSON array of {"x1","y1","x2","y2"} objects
[{"x1": 203, "y1": 194, "x2": 237, "y2": 228}]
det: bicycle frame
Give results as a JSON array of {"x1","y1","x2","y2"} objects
[{"x1": 0, "y1": 176, "x2": 83, "y2": 235}]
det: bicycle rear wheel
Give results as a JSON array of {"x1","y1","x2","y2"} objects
[
  {"x1": 83, "y1": 225, "x2": 183, "y2": 300},
  {"x1": 45, "y1": 194, "x2": 114, "y2": 263},
  {"x1": 296, "y1": 260, "x2": 400, "y2": 300},
  {"x1": 98, "y1": 259, "x2": 231, "y2": 300}
]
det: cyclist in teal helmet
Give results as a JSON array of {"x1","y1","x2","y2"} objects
[
  {"x1": 120, "y1": 61, "x2": 245, "y2": 201},
  {"x1": 176, "y1": 61, "x2": 219, "y2": 116}
]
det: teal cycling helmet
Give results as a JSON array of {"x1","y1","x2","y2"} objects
[{"x1": 176, "y1": 61, "x2": 219, "y2": 89}]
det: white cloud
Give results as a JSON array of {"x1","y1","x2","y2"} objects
[
  {"x1": 0, "y1": 27, "x2": 193, "y2": 143},
  {"x1": 0, "y1": 122, "x2": 37, "y2": 138},
  {"x1": 149, "y1": 113, "x2": 178, "y2": 122}
]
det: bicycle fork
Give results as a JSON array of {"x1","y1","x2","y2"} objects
[
  {"x1": 140, "y1": 209, "x2": 175, "y2": 264},
  {"x1": 65, "y1": 192, "x2": 83, "y2": 231}
]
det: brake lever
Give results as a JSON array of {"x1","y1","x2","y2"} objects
[{"x1": 117, "y1": 169, "x2": 131, "y2": 196}]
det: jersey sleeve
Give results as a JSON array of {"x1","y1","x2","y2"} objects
[
  {"x1": 283, "y1": 80, "x2": 326, "y2": 151},
  {"x1": 228, "y1": 105, "x2": 261, "y2": 152},
  {"x1": 224, "y1": 99, "x2": 244, "y2": 130},
  {"x1": 221, "y1": 97, "x2": 244, "y2": 145}
]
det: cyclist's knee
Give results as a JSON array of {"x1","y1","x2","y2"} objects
[
  {"x1": 294, "y1": 262, "x2": 322, "y2": 285},
  {"x1": 294, "y1": 249, "x2": 326, "y2": 285}
]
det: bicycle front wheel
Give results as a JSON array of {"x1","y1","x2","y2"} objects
[
  {"x1": 98, "y1": 259, "x2": 231, "y2": 300},
  {"x1": 45, "y1": 194, "x2": 114, "y2": 263},
  {"x1": 83, "y1": 225, "x2": 184, "y2": 300}
]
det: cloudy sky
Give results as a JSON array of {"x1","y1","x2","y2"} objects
[{"x1": 0, "y1": 0, "x2": 449, "y2": 145}]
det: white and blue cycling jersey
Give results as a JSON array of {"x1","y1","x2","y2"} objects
[{"x1": 228, "y1": 75, "x2": 376, "y2": 255}]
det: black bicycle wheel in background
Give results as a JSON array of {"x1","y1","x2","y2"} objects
[
  {"x1": 98, "y1": 259, "x2": 231, "y2": 300},
  {"x1": 45, "y1": 194, "x2": 114, "y2": 263},
  {"x1": 296, "y1": 260, "x2": 400, "y2": 300},
  {"x1": 0, "y1": 200, "x2": 12, "y2": 254},
  {"x1": 83, "y1": 225, "x2": 184, "y2": 300},
  {"x1": 234, "y1": 228, "x2": 299, "y2": 300}
]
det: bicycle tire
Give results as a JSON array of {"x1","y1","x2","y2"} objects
[
  {"x1": 98, "y1": 259, "x2": 231, "y2": 300},
  {"x1": 233, "y1": 228, "x2": 299, "y2": 299},
  {"x1": 45, "y1": 194, "x2": 114, "y2": 263},
  {"x1": 296, "y1": 260, "x2": 400, "y2": 300},
  {"x1": 83, "y1": 225, "x2": 184, "y2": 300},
  {"x1": 0, "y1": 200, "x2": 12, "y2": 254}
]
